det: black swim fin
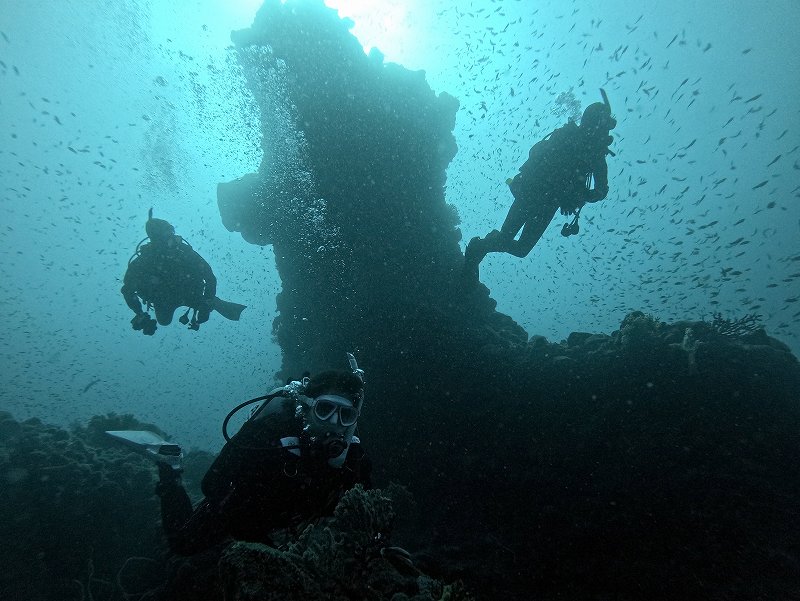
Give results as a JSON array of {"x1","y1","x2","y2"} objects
[{"x1": 212, "y1": 296, "x2": 247, "y2": 321}]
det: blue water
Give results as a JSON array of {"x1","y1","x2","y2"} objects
[{"x1": 1, "y1": 0, "x2": 798, "y2": 452}]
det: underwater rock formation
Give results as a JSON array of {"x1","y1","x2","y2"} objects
[
  {"x1": 218, "y1": 0, "x2": 516, "y2": 379},
  {"x1": 217, "y1": 485, "x2": 472, "y2": 601},
  {"x1": 218, "y1": 1, "x2": 800, "y2": 599},
  {"x1": 3, "y1": 410, "x2": 459, "y2": 601},
  {"x1": 414, "y1": 312, "x2": 800, "y2": 599},
  {"x1": 0, "y1": 412, "x2": 166, "y2": 600}
]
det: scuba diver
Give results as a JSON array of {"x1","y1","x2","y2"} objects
[
  {"x1": 106, "y1": 354, "x2": 371, "y2": 556},
  {"x1": 121, "y1": 209, "x2": 246, "y2": 335},
  {"x1": 464, "y1": 89, "x2": 617, "y2": 279}
]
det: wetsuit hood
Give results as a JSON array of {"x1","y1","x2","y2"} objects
[{"x1": 145, "y1": 208, "x2": 175, "y2": 242}]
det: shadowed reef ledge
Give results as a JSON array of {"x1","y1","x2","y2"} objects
[{"x1": 216, "y1": 1, "x2": 800, "y2": 599}]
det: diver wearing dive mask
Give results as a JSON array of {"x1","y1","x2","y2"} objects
[
  {"x1": 153, "y1": 357, "x2": 371, "y2": 556},
  {"x1": 295, "y1": 374, "x2": 364, "y2": 466},
  {"x1": 312, "y1": 395, "x2": 360, "y2": 427},
  {"x1": 302, "y1": 394, "x2": 360, "y2": 458}
]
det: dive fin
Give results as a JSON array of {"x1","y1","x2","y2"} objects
[
  {"x1": 105, "y1": 430, "x2": 183, "y2": 469},
  {"x1": 212, "y1": 297, "x2": 247, "y2": 321}
]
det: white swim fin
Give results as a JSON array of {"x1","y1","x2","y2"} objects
[{"x1": 105, "y1": 430, "x2": 183, "y2": 470}]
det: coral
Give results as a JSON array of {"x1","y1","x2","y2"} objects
[
  {"x1": 417, "y1": 576, "x2": 475, "y2": 601},
  {"x1": 617, "y1": 310, "x2": 664, "y2": 351},
  {"x1": 285, "y1": 484, "x2": 414, "y2": 598},
  {"x1": 708, "y1": 312, "x2": 764, "y2": 338},
  {"x1": 0, "y1": 412, "x2": 164, "y2": 600},
  {"x1": 217, "y1": 484, "x2": 467, "y2": 601}
]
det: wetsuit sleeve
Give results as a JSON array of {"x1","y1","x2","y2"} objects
[
  {"x1": 358, "y1": 454, "x2": 373, "y2": 489},
  {"x1": 311, "y1": 445, "x2": 371, "y2": 518},
  {"x1": 155, "y1": 462, "x2": 229, "y2": 556},
  {"x1": 190, "y1": 250, "x2": 217, "y2": 299},
  {"x1": 201, "y1": 432, "x2": 246, "y2": 502},
  {"x1": 120, "y1": 261, "x2": 144, "y2": 315},
  {"x1": 345, "y1": 443, "x2": 372, "y2": 489},
  {"x1": 204, "y1": 263, "x2": 217, "y2": 299},
  {"x1": 201, "y1": 416, "x2": 281, "y2": 502},
  {"x1": 157, "y1": 485, "x2": 228, "y2": 555},
  {"x1": 587, "y1": 157, "x2": 609, "y2": 202}
]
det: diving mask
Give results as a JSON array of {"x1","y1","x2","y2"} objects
[{"x1": 312, "y1": 394, "x2": 359, "y2": 427}]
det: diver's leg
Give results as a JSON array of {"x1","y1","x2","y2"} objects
[
  {"x1": 506, "y1": 202, "x2": 557, "y2": 258},
  {"x1": 156, "y1": 465, "x2": 227, "y2": 556},
  {"x1": 156, "y1": 464, "x2": 194, "y2": 537},
  {"x1": 498, "y1": 196, "x2": 527, "y2": 243},
  {"x1": 154, "y1": 304, "x2": 176, "y2": 325},
  {"x1": 479, "y1": 196, "x2": 528, "y2": 256},
  {"x1": 196, "y1": 302, "x2": 211, "y2": 324},
  {"x1": 465, "y1": 196, "x2": 527, "y2": 270}
]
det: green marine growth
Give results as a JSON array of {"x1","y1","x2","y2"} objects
[{"x1": 618, "y1": 311, "x2": 663, "y2": 350}]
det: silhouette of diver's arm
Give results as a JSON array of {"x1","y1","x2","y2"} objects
[
  {"x1": 121, "y1": 262, "x2": 146, "y2": 315},
  {"x1": 585, "y1": 158, "x2": 609, "y2": 203},
  {"x1": 156, "y1": 464, "x2": 229, "y2": 556},
  {"x1": 201, "y1": 258, "x2": 217, "y2": 299},
  {"x1": 185, "y1": 249, "x2": 217, "y2": 300}
]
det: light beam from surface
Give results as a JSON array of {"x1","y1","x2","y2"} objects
[{"x1": 323, "y1": 0, "x2": 420, "y2": 65}]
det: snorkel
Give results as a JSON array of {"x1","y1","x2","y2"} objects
[
  {"x1": 342, "y1": 351, "x2": 365, "y2": 444},
  {"x1": 598, "y1": 88, "x2": 617, "y2": 156},
  {"x1": 600, "y1": 88, "x2": 611, "y2": 112}
]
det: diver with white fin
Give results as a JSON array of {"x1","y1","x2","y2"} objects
[
  {"x1": 107, "y1": 354, "x2": 371, "y2": 555},
  {"x1": 121, "y1": 208, "x2": 246, "y2": 335}
]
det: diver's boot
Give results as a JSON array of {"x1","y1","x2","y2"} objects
[
  {"x1": 483, "y1": 229, "x2": 502, "y2": 246},
  {"x1": 463, "y1": 236, "x2": 487, "y2": 280},
  {"x1": 132, "y1": 313, "x2": 156, "y2": 335},
  {"x1": 131, "y1": 314, "x2": 146, "y2": 331},
  {"x1": 140, "y1": 315, "x2": 158, "y2": 336},
  {"x1": 154, "y1": 460, "x2": 184, "y2": 497}
]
